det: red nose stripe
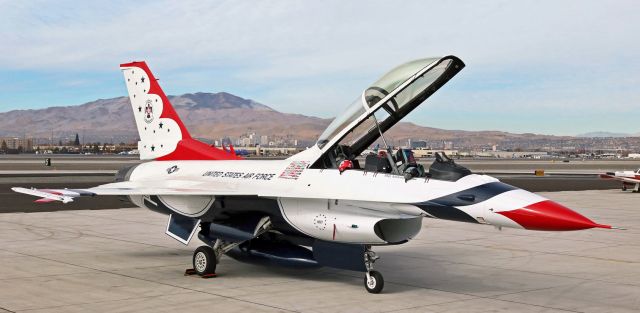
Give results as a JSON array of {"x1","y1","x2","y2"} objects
[{"x1": 497, "y1": 200, "x2": 611, "y2": 231}]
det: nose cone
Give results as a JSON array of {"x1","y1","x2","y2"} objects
[{"x1": 497, "y1": 200, "x2": 611, "y2": 231}]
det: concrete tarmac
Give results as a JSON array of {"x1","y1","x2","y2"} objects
[{"x1": 0, "y1": 190, "x2": 638, "y2": 312}]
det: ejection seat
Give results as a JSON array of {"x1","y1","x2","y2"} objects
[
  {"x1": 364, "y1": 153, "x2": 392, "y2": 173},
  {"x1": 429, "y1": 152, "x2": 471, "y2": 181}
]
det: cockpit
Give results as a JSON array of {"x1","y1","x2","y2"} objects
[{"x1": 310, "y1": 55, "x2": 469, "y2": 181}]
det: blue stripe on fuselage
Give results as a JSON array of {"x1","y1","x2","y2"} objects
[
  {"x1": 426, "y1": 182, "x2": 518, "y2": 207},
  {"x1": 413, "y1": 182, "x2": 519, "y2": 224}
]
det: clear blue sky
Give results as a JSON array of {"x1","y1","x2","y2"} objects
[{"x1": 0, "y1": 0, "x2": 638, "y2": 136}]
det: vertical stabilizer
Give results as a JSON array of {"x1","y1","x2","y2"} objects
[{"x1": 120, "y1": 61, "x2": 240, "y2": 161}]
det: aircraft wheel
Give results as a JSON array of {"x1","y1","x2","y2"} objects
[
  {"x1": 193, "y1": 246, "x2": 216, "y2": 276},
  {"x1": 622, "y1": 185, "x2": 627, "y2": 191},
  {"x1": 364, "y1": 271, "x2": 384, "y2": 294}
]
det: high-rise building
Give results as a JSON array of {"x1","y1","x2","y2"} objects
[
  {"x1": 410, "y1": 140, "x2": 427, "y2": 149},
  {"x1": 0, "y1": 137, "x2": 33, "y2": 151}
]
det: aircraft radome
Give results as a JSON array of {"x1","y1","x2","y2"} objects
[{"x1": 13, "y1": 56, "x2": 617, "y2": 294}]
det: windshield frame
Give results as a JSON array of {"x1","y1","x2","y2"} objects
[{"x1": 315, "y1": 56, "x2": 464, "y2": 154}]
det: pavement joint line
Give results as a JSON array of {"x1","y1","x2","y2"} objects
[
  {"x1": 0, "y1": 306, "x2": 16, "y2": 313},
  {"x1": 329, "y1": 271, "x2": 587, "y2": 313},
  {"x1": 58, "y1": 212, "x2": 168, "y2": 227},
  {"x1": 381, "y1": 294, "x2": 586, "y2": 313},
  {"x1": 0, "y1": 269, "x2": 104, "y2": 282},
  {"x1": 0, "y1": 219, "x2": 181, "y2": 250},
  {"x1": 218, "y1": 271, "x2": 340, "y2": 291},
  {"x1": 12, "y1": 289, "x2": 195, "y2": 312},
  {"x1": 455, "y1": 241, "x2": 640, "y2": 265},
  {"x1": 378, "y1": 286, "x2": 568, "y2": 313},
  {"x1": 77, "y1": 232, "x2": 181, "y2": 250},
  {"x1": 387, "y1": 248, "x2": 640, "y2": 289},
  {"x1": 221, "y1": 275, "x2": 354, "y2": 295},
  {"x1": 5, "y1": 249, "x2": 301, "y2": 313},
  {"x1": 455, "y1": 239, "x2": 640, "y2": 252},
  {"x1": 61, "y1": 209, "x2": 167, "y2": 227},
  {"x1": 549, "y1": 251, "x2": 640, "y2": 267},
  {"x1": 454, "y1": 230, "x2": 638, "y2": 246}
]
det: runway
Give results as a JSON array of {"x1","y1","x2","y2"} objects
[{"x1": 0, "y1": 189, "x2": 637, "y2": 312}]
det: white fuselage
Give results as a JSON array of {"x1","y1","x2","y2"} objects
[
  {"x1": 125, "y1": 158, "x2": 544, "y2": 245},
  {"x1": 614, "y1": 170, "x2": 640, "y2": 179}
]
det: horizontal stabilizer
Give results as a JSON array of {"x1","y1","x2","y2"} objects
[
  {"x1": 12, "y1": 187, "x2": 77, "y2": 204},
  {"x1": 34, "y1": 198, "x2": 57, "y2": 203}
]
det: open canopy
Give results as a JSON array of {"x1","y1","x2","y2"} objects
[{"x1": 313, "y1": 55, "x2": 464, "y2": 168}]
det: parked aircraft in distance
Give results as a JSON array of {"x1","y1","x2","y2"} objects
[
  {"x1": 13, "y1": 56, "x2": 616, "y2": 293},
  {"x1": 600, "y1": 169, "x2": 640, "y2": 192}
]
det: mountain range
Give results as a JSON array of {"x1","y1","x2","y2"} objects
[
  {"x1": 576, "y1": 132, "x2": 640, "y2": 138},
  {"x1": 0, "y1": 92, "x2": 636, "y2": 148}
]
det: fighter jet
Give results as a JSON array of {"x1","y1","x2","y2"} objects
[
  {"x1": 13, "y1": 56, "x2": 614, "y2": 293},
  {"x1": 600, "y1": 168, "x2": 640, "y2": 192}
]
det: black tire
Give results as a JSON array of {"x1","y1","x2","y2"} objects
[
  {"x1": 193, "y1": 246, "x2": 216, "y2": 276},
  {"x1": 364, "y1": 270, "x2": 384, "y2": 294},
  {"x1": 622, "y1": 185, "x2": 627, "y2": 191}
]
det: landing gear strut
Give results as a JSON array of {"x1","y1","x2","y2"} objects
[
  {"x1": 191, "y1": 217, "x2": 273, "y2": 278},
  {"x1": 192, "y1": 240, "x2": 241, "y2": 277},
  {"x1": 363, "y1": 247, "x2": 384, "y2": 293}
]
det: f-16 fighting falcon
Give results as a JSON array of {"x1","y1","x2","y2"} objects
[
  {"x1": 600, "y1": 168, "x2": 640, "y2": 192},
  {"x1": 13, "y1": 56, "x2": 615, "y2": 293}
]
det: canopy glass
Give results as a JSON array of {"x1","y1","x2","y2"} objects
[{"x1": 316, "y1": 56, "x2": 463, "y2": 154}]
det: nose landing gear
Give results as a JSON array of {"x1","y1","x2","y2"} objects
[{"x1": 364, "y1": 248, "x2": 384, "y2": 293}]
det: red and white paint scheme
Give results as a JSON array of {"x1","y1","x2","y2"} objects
[
  {"x1": 600, "y1": 168, "x2": 640, "y2": 192},
  {"x1": 13, "y1": 56, "x2": 615, "y2": 294},
  {"x1": 120, "y1": 61, "x2": 240, "y2": 161}
]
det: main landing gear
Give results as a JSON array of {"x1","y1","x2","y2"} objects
[
  {"x1": 191, "y1": 217, "x2": 273, "y2": 278},
  {"x1": 364, "y1": 248, "x2": 384, "y2": 293},
  {"x1": 192, "y1": 246, "x2": 216, "y2": 277},
  {"x1": 624, "y1": 183, "x2": 640, "y2": 193},
  {"x1": 191, "y1": 239, "x2": 242, "y2": 277}
]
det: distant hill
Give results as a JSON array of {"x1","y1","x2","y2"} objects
[
  {"x1": 0, "y1": 92, "x2": 596, "y2": 147},
  {"x1": 577, "y1": 132, "x2": 633, "y2": 138},
  {"x1": 0, "y1": 92, "x2": 329, "y2": 144}
]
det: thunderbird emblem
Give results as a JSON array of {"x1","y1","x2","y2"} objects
[{"x1": 144, "y1": 100, "x2": 154, "y2": 123}]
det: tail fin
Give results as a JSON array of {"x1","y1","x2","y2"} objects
[{"x1": 120, "y1": 61, "x2": 240, "y2": 161}]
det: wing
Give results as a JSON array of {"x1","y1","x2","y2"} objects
[
  {"x1": 12, "y1": 179, "x2": 259, "y2": 204},
  {"x1": 619, "y1": 177, "x2": 640, "y2": 184},
  {"x1": 599, "y1": 172, "x2": 617, "y2": 180},
  {"x1": 599, "y1": 173, "x2": 640, "y2": 184}
]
